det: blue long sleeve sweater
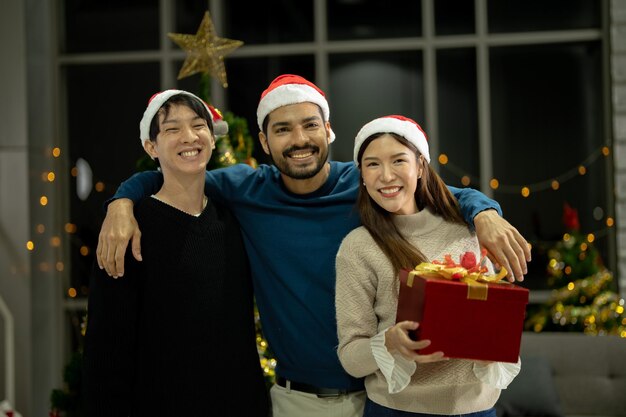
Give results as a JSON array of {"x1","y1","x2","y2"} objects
[{"x1": 110, "y1": 161, "x2": 501, "y2": 389}]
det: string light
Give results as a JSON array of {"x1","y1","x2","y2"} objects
[
  {"x1": 40, "y1": 196, "x2": 48, "y2": 206},
  {"x1": 52, "y1": 147, "x2": 61, "y2": 157},
  {"x1": 26, "y1": 241, "x2": 34, "y2": 251},
  {"x1": 440, "y1": 145, "x2": 609, "y2": 195}
]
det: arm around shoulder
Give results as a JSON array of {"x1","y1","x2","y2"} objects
[
  {"x1": 447, "y1": 185, "x2": 502, "y2": 227},
  {"x1": 447, "y1": 186, "x2": 531, "y2": 282},
  {"x1": 106, "y1": 169, "x2": 163, "y2": 208},
  {"x1": 472, "y1": 209, "x2": 531, "y2": 282},
  {"x1": 97, "y1": 198, "x2": 142, "y2": 278}
]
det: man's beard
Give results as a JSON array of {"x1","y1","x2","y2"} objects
[{"x1": 269, "y1": 144, "x2": 329, "y2": 180}]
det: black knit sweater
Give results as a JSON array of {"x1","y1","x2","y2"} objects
[{"x1": 83, "y1": 196, "x2": 269, "y2": 416}]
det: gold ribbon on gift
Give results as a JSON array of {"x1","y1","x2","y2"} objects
[{"x1": 406, "y1": 263, "x2": 509, "y2": 300}]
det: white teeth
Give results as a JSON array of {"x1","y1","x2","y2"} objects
[
  {"x1": 380, "y1": 187, "x2": 400, "y2": 195},
  {"x1": 180, "y1": 150, "x2": 199, "y2": 157},
  {"x1": 290, "y1": 152, "x2": 312, "y2": 159}
]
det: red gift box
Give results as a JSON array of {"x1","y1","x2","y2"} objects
[{"x1": 396, "y1": 268, "x2": 529, "y2": 363}]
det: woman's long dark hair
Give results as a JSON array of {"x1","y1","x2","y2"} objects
[{"x1": 357, "y1": 132, "x2": 466, "y2": 275}]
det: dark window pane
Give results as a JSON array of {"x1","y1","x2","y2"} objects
[
  {"x1": 63, "y1": 0, "x2": 159, "y2": 53},
  {"x1": 436, "y1": 48, "x2": 478, "y2": 186},
  {"x1": 329, "y1": 52, "x2": 424, "y2": 162},
  {"x1": 328, "y1": 0, "x2": 422, "y2": 40},
  {"x1": 175, "y1": 61, "x2": 210, "y2": 94},
  {"x1": 66, "y1": 311, "x2": 87, "y2": 352},
  {"x1": 490, "y1": 42, "x2": 607, "y2": 283},
  {"x1": 435, "y1": 0, "x2": 475, "y2": 35},
  {"x1": 175, "y1": 1, "x2": 211, "y2": 33},
  {"x1": 66, "y1": 63, "x2": 160, "y2": 291},
  {"x1": 223, "y1": 1, "x2": 314, "y2": 44},
  {"x1": 488, "y1": 0, "x2": 601, "y2": 33}
]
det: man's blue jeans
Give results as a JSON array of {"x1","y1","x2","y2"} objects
[{"x1": 363, "y1": 398, "x2": 497, "y2": 417}]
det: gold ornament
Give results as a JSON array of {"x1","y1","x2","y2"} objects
[{"x1": 168, "y1": 11, "x2": 243, "y2": 87}]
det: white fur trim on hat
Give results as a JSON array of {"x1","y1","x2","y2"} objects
[
  {"x1": 139, "y1": 89, "x2": 228, "y2": 146},
  {"x1": 353, "y1": 116, "x2": 430, "y2": 164},
  {"x1": 256, "y1": 81, "x2": 336, "y2": 142}
]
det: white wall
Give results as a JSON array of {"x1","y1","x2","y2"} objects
[
  {"x1": 24, "y1": 0, "x2": 66, "y2": 415},
  {"x1": 0, "y1": 0, "x2": 66, "y2": 415},
  {"x1": 0, "y1": 0, "x2": 32, "y2": 414}
]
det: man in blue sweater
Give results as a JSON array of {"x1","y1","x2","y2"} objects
[{"x1": 97, "y1": 74, "x2": 530, "y2": 417}]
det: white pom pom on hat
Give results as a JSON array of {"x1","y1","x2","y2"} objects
[
  {"x1": 353, "y1": 115, "x2": 430, "y2": 164},
  {"x1": 139, "y1": 89, "x2": 229, "y2": 146},
  {"x1": 256, "y1": 74, "x2": 336, "y2": 142}
]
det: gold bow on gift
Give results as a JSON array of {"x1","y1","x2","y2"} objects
[{"x1": 406, "y1": 252, "x2": 509, "y2": 300}]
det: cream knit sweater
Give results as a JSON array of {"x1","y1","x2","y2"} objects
[{"x1": 335, "y1": 207, "x2": 501, "y2": 414}]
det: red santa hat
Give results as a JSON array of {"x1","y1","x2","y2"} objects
[
  {"x1": 139, "y1": 89, "x2": 228, "y2": 146},
  {"x1": 353, "y1": 115, "x2": 430, "y2": 164},
  {"x1": 256, "y1": 74, "x2": 336, "y2": 142}
]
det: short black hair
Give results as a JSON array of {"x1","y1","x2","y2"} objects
[{"x1": 148, "y1": 94, "x2": 213, "y2": 142}]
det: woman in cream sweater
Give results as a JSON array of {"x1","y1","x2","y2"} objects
[{"x1": 335, "y1": 115, "x2": 519, "y2": 417}]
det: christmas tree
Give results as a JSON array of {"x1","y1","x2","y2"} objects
[
  {"x1": 50, "y1": 315, "x2": 87, "y2": 417},
  {"x1": 161, "y1": 10, "x2": 275, "y2": 383},
  {"x1": 525, "y1": 203, "x2": 626, "y2": 336}
]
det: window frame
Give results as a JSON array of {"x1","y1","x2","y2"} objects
[{"x1": 55, "y1": 0, "x2": 615, "y2": 334}]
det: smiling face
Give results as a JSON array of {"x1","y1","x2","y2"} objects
[
  {"x1": 259, "y1": 102, "x2": 331, "y2": 181},
  {"x1": 143, "y1": 103, "x2": 215, "y2": 179},
  {"x1": 360, "y1": 134, "x2": 424, "y2": 215}
]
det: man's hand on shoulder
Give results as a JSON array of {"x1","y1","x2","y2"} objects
[
  {"x1": 473, "y1": 209, "x2": 531, "y2": 282},
  {"x1": 96, "y1": 198, "x2": 142, "y2": 278}
]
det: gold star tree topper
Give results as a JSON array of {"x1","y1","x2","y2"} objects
[{"x1": 168, "y1": 11, "x2": 243, "y2": 87}]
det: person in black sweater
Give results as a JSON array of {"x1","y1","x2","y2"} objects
[{"x1": 83, "y1": 90, "x2": 269, "y2": 416}]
